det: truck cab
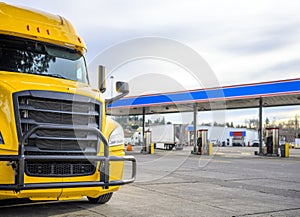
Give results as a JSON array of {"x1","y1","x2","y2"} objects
[{"x1": 0, "y1": 3, "x2": 136, "y2": 203}]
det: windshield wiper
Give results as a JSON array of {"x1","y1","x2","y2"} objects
[{"x1": 40, "y1": 73, "x2": 67, "y2": 79}]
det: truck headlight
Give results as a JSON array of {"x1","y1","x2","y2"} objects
[{"x1": 108, "y1": 124, "x2": 124, "y2": 146}]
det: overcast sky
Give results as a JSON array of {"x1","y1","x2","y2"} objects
[{"x1": 5, "y1": 0, "x2": 300, "y2": 125}]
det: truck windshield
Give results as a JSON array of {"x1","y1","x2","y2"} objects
[{"x1": 0, "y1": 35, "x2": 88, "y2": 83}]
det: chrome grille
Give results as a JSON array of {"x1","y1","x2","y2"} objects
[{"x1": 14, "y1": 91, "x2": 102, "y2": 177}]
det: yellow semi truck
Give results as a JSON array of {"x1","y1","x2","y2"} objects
[{"x1": 0, "y1": 3, "x2": 136, "y2": 203}]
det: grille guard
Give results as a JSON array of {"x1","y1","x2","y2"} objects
[{"x1": 0, "y1": 125, "x2": 136, "y2": 191}]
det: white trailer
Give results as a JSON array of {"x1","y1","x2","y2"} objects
[
  {"x1": 295, "y1": 138, "x2": 300, "y2": 148},
  {"x1": 150, "y1": 124, "x2": 188, "y2": 150}
]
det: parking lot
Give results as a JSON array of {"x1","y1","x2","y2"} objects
[{"x1": 1, "y1": 147, "x2": 300, "y2": 217}]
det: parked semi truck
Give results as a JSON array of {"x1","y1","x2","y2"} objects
[
  {"x1": 0, "y1": 3, "x2": 136, "y2": 204},
  {"x1": 150, "y1": 124, "x2": 188, "y2": 150}
]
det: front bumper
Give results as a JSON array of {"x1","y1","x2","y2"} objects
[{"x1": 0, "y1": 125, "x2": 136, "y2": 191}]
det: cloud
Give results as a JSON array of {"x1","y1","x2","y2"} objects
[
  {"x1": 83, "y1": 21, "x2": 220, "y2": 61},
  {"x1": 269, "y1": 59, "x2": 300, "y2": 72},
  {"x1": 218, "y1": 22, "x2": 300, "y2": 55}
]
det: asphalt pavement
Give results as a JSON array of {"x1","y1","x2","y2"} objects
[{"x1": 1, "y1": 147, "x2": 300, "y2": 217}]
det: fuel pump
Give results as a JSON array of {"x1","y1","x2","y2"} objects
[
  {"x1": 265, "y1": 127, "x2": 279, "y2": 156},
  {"x1": 144, "y1": 130, "x2": 152, "y2": 153},
  {"x1": 200, "y1": 130, "x2": 209, "y2": 155},
  {"x1": 192, "y1": 129, "x2": 208, "y2": 155}
]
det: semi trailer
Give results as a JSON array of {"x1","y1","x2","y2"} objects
[{"x1": 150, "y1": 124, "x2": 188, "y2": 150}]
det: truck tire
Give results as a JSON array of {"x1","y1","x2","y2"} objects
[{"x1": 87, "y1": 193, "x2": 113, "y2": 204}]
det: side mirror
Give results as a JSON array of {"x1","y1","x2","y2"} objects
[
  {"x1": 105, "y1": 81, "x2": 129, "y2": 105},
  {"x1": 116, "y1": 81, "x2": 129, "y2": 94},
  {"x1": 98, "y1": 65, "x2": 106, "y2": 93}
]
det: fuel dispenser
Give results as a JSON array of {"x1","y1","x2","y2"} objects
[
  {"x1": 264, "y1": 127, "x2": 279, "y2": 156},
  {"x1": 144, "y1": 130, "x2": 153, "y2": 154},
  {"x1": 192, "y1": 129, "x2": 208, "y2": 155}
]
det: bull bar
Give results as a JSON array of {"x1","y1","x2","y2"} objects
[{"x1": 0, "y1": 125, "x2": 136, "y2": 190}]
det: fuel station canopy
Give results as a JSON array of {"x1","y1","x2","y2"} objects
[{"x1": 107, "y1": 78, "x2": 300, "y2": 115}]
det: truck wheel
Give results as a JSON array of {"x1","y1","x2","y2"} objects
[{"x1": 87, "y1": 193, "x2": 113, "y2": 204}]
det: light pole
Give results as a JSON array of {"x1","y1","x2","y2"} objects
[{"x1": 110, "y1": 75, "x2": 114, "y2": 98}]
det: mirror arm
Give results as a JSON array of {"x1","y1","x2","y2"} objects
[{"x1": 105, "y1": 90, "x2": 129, "y2": 105}]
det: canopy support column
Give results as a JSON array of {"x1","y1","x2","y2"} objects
[
  {"x1": 193, "y1": 103, "x2": 198, "y2": 153},
  {"x1": 142, "y1": 107, "x2": 146, "y2": 152},
  {"x1": 259, "y1": 98, "x2": 263, "y2": 155}
]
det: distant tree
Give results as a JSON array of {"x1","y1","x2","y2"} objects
[
  {"x1": 201, "y1": 122, "x2": 211, "y2": 126},
  {"x1": 130, "y1": 124, "x2": 139, "y2": 130},
  {"x1": 152, "y1": 116, "x2": 166, "y2": 125},
  {"x1": 265, "y1": 117, "x2": 270, "y2": 126},
  {"x1": 161, "y1": 117, "x2": 166, "y2": 125},
  {"x1": 245, "y1": 118, "x2": 259, "y2": 129}
]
